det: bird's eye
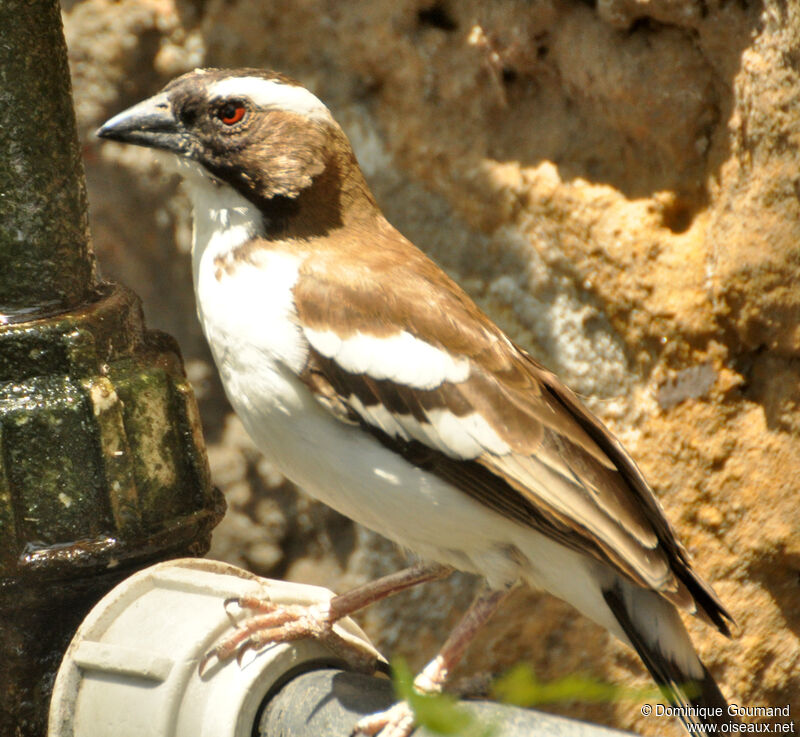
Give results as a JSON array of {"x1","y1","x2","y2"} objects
[{"x1": 217, "y1": 102, "x2": 246, "y2": 126}]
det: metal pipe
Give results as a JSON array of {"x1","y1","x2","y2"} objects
[
  {"x1": 0, "y1": 3, "x2": 223, "y2": 736},
  {"x1": 0, "y1": 0, "x2": 96, "y2": 321},
  {"x1": 259, "y1": 669, "x2": 636, "y2": 737}
]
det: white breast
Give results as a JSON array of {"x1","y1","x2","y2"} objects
[{"x1": 186, "y1": 173, "x2": 309, "y2": 416}]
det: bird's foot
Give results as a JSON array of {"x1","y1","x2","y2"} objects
[
  {"x1": 352, "y1": 700, "x2": 416, "y2": 737},
  {"x1": 198, "y1": 564, "x2": 453, "y2": 676},
  {"x1": 199, "y1": 594, "x2": 377, "y2": 675},
  {"x1": 352, "y1": 663, "x2": 444, "y2": 737}
]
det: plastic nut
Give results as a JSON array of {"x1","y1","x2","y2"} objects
[{"x1": 48, "y1": 558, "x2": 383, "y2": 737}]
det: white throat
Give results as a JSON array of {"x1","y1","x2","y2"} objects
[
  {"x1": 169, "y1": 157, "x2": 265, "y2": 290},
  {"x1": 169, "y1": 155, "x2": 307, "y2": 381}
]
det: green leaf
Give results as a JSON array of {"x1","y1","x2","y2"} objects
[
  {"x1": 391, "y1": 659, "x2": 662, "y2": 735},
  {"x1": 491, "y1": 663, "x2": 661, "y2": 708}
]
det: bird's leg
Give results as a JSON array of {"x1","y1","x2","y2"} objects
[
  {"x1": 354, "y1": 587, "x2": 510, "y2": 737},
  {"x1": 200, "y1": 562, "x2": 453, "y2": 674}
]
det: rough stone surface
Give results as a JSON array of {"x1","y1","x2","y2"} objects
[{"x1": 66, "y1": 1, "x2": 799, "y2": 734}]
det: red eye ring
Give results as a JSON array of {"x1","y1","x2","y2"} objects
[{"x1": 218, "y1": 102, "x2": 246, "y2": 126}]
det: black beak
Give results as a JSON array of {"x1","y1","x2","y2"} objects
[{"x1": 96, "y1": 92, "x2": 189, "y2": 156}]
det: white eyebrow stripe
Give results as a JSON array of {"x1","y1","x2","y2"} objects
[{"x1": 208, "y1": 76, "x2": 333, "y2": 122}]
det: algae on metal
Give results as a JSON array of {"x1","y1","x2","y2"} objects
[
  {"x1": 0, "y1": 282, "x2": 225, "y2": 737},
  {"x1": 0, "y1": 1, "x2": 224, "y2": 734},
  {"x1": 0, "y1": 0, "x2": 95, "y2": 317},
  {"x1": 0, "y1": 282, "x2": 224, "y2": 583}
]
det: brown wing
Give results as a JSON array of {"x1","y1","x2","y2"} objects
[{"x1": 291, "y1": 223, "x2": 734, "y2": 635}]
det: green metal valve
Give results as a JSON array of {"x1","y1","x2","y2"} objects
[
  {"x1": 0, "y1": 0, "x2": 225, "y2": 734},
  {"x1": 0, "y1": 283, "x2": 225, "y2": 737},
  {"x1": 0, "y1": 281, "x2": 223, "y2": 588}
]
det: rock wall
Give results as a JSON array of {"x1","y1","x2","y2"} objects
[{"x1": 66, "y1": 1, "x2": 799, "y2": 733}]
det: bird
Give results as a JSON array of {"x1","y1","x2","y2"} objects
[{"x1": 98, "y1": 67, "x2": 737, "y2": 736}]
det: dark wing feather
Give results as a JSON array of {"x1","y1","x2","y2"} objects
[{"x1": 529, "y1": 354, "x2": 735, "y2": 635}]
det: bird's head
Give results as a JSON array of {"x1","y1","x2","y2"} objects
[{"x1": 97, "y1": 68, "x2": 372, "y2": 227}]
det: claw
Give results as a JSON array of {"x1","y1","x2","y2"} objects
[
  {"x1": 235, "y1": 640, "x2": 254, "y2": 667},
  {"x1": 198, "y1": 597, "x2": 381, "y2": 678},
  {"x1": 352, "y1": 701, "x2": 415, "y2": 737},
  {"x1": 198, "y1": 647, "x2": 219, "y2": 677},
  {"x1": 223, "y1": 597, "x2": 242, "y2": 624}
]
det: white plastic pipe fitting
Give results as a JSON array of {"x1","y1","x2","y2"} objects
[{"x1": 48, "y1": 558, "x2": 383, "y2": 737}]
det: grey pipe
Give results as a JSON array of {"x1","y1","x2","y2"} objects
[{"x1": 259, "y1": 668, "x2": 637, "y2": 737}]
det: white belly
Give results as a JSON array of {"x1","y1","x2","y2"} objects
[{"x1": 228, "y1": 352, "x2": 523, "y2": 584}]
